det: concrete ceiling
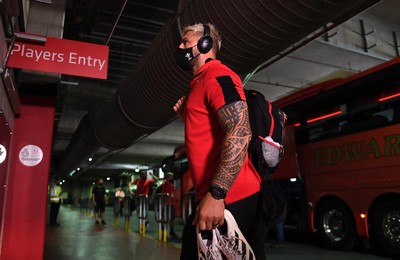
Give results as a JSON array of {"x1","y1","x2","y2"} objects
[{"x1": 15, "y1": 0, "x2": 400, "y2": 184}]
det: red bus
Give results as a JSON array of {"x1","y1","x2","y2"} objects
[{"x1": 272, "y1": 58, "x2": 400, "y2": 258}]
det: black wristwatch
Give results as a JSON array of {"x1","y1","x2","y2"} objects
[{"x1": 208, "y1": 185, "x2": 227, "y2": 200}]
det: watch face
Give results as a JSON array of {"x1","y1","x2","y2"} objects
[{"x1": 209, "y1": 186, "x2": 226, "y2": 199}]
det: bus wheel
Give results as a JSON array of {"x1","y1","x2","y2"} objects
[
  {"x1": 316, "y1": 200, "x2": 356, "y2": 251},
  {"x1": 371, "y1": 200, "x2": 400, "y2": 259}
]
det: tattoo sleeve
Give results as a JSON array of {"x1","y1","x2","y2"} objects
[{"x1": 212, "y1": 100, "x2": 252, "y2": 191}]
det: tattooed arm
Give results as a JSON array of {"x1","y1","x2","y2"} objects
[
  {"x1": 193, "y1": 100, "x2": 252, "y2": 230},
  {"x1": 212, "y1": 100, "x2": 252, "y2": 190}
]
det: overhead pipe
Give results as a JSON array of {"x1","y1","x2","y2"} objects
[{"x1": 56, "y1": 0, "x2": 381, "y2": 177}]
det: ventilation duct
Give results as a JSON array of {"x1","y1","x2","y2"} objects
[{"x1": 56, "y1": 0, "x2": 381, "y2": 177}]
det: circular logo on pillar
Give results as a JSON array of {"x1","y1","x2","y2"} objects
[
  {"x1": 0, "y1": 144, "x2": 6, "y2": 164},
  {"x1": 19, "y1": 145, "x2": 43, "y2": 167}
]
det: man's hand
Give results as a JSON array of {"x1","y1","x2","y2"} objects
[
  {"x1": 173, "y1": 96, "x2": 186, "y2": 121},
  {"x1": 193, "y1": 192, "x2": 225, "y2": 230}
]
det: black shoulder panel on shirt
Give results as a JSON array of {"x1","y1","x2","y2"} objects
[{"x1": 216, "y1": 75, "x2": 242, "y2": 105}]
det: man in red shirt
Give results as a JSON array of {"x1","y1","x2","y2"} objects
[
  {"x1": 129, "y1": 170, "x2": 158, "y2": 196},
  {"x1": 158, "y1": 172, "x2": 178, "y2": 238},
  {"x1": 129, "y1": 170, "x2": 158, "y2": 228},
  {"x1": 174, "y1": 22, "x2": 261, "y2": 259}
]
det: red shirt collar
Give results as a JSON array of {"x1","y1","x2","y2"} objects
[{"x1": 190, "y1": 59, "x2": 220, "y2": 88}]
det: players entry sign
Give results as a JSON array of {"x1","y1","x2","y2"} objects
[{"x1": 8, "y1": 34, "x2": 109, "y2": 80}]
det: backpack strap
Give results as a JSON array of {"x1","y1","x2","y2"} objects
[{"x1": 266, "y1": 99, "x2": 274, "y2": 137}]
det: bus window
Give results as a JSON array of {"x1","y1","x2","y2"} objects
[{"x1": 294, "y1": 86, "x2": 399, "y2": 144}]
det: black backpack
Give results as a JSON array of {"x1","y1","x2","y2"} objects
[
  {"x1": 245, "y1": 89, "x2": 286, "y2": 180},
  {"x1": 245, "y1": 89, "x2": 287, "y2": 226}
]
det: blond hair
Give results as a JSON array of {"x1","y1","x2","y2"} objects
[{"x1": 182, "y1": 23, "x2": 222, "y2": 54}]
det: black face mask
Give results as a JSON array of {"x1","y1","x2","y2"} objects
[{"x1": 175, "y1": 46, "x2": 197, "y2": 71}]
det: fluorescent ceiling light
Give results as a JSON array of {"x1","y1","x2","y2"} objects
[
  {"x1": 14, "y1": 32, "x2": 46, "y2": 45},
  {"x1": 34, "y1": 0, "x2": 52, "y2": 4},
  {"x1": 60, "y1": 80, "x2": 79, "y2": 86}
]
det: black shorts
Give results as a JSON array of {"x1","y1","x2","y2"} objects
[{"x1": 95, "y1": 202, "x2": 105, "y2": 213}]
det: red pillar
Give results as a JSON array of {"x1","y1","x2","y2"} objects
[
  {"x1": 0, "y1": 109, "x2": 12, "y2": 240},
  {"x1": 1, "y1": 96, "x2": 55, "y2": 260}
]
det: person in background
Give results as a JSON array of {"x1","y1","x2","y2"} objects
[
  {"x1": 173, "y1": 22, "x2": 261, "y2": 259},
  {"x1": 158, "y1": 172, "x2": 178, "y2": 238},
  {"x1": 115, "y1": 187, "x2": 125, "y2": 216},
  {"x1": 92, "y1": 178, "x2": 106, "y2": 225},
  {"x1": 128, "y1": 170, "x2": 159, "y2": 227},
  {"x1": 270, "y1": 182, "x2": 287, "y2": 249},
  {"x1": 270, "y1": 221, "x2": 285, "y2": 248},
  {"x1": 129, "y1": 170, "x2": 159, "y2": 196},
  {"x1": 49, "y1": 176, "x2": 63, "y2": 226},
  {"x1": 250, "y1": 181, "x2": 287, "y2": 259}
]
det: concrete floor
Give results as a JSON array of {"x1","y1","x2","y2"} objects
[
  {"x1": 44, "y1": 205, "x2": 181, "y2": 260},
  {"x1": 44, "y1": 205, "x2": 391, "y2": 260}
]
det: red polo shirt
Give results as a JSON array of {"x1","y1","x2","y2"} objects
[
  {"x1": 159, "y1": 181, "x2": 175, "y2": 206},
  {"x1": 134, "y1": 178, "x2": 154, "y2": 195},
  {"x1": 185, "y1": 59, "x2": 261, "y2": 204}
]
